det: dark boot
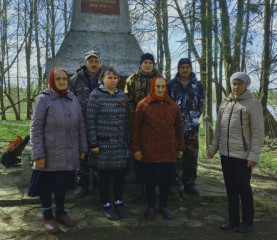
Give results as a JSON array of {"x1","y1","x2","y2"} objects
[
  {"x1": 159, "y1": 207, "x2": 173, "y2": 220},
  {"x1": 144, "y1": 208, "x2": 155, "y2": 220},
  {"x1": 236, "y1": 223, "x2": 253, "y2": 234},
  {"x1": 221, "y1": 220, "x2": 240, "y2": 230},
  {"x1": 184, "y1": 184, "x2": 199, "y2": 196},
  {"x1": 102, "y1": 206, "x2": 119, "y2": 221},
  {"x1": 114, "y1": 204, "x2": 128, "y2": 219}
]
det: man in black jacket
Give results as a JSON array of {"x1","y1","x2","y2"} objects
[{"x1": 69, "y1": 50, "x2": 102, "y2": 198}]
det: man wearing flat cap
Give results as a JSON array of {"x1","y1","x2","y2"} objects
[
  {"x1": 167, "y1": 58, "x2": 205, "y2": 196},
  {"x1": 125, "y1": 53, "x2": 159, "y2": 196},
  {"x1": 69, "y1": 50, "x2": 102, "y2": 198}
]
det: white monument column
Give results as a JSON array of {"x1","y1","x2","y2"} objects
[{"x1": 46, "y1": 0, "x2": 143, "y2": 78}]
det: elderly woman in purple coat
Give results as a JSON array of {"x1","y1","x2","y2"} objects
[{"x1": 28, "y1": 67, "x2": 88, "y2": 234}]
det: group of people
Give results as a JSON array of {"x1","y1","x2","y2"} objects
[{"x1": 28, "y1": 50, "x2": 264, "y2": 235}]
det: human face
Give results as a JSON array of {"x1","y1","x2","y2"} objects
[
  {"x1": 54, "y1": 71, "x2": 68, "y2": 91},
  {"x1": 141, "y1": 60, "x2": 154, "y2": 74},
  {"x1": 85, "y1": 56, "x2": 101, "y2": 76},
  {"x1": 154, "y1": 78, "x2": 166, "y2": 97},
  {"x1": 178, "y1": 63, "x2": 192, "y2": 81},
  {"x1": 231, "y1": 79, "x2": 246, "y2": 97},
  {"x1": 102, "y1": 72, "x2": 118, "y2": 91}
]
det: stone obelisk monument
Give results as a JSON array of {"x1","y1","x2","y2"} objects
[{"x1": 46, "y1": 0, "x2": 142, "y2": 78}]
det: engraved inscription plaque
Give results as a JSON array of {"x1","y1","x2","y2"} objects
[{"x1": 81, "y1": 0, "x2": 120, "y2": 15}]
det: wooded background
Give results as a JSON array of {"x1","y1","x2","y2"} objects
[{"x1": 0, "y1": 0, "x2": 276, "y2": 137}]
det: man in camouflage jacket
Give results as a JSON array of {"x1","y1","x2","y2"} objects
[
  {"x1": 167, "y1": 58, "x2": 205, "y2": 196},
  {"x1": 125, "y1": 53, "x2": 158, "y2": 132},
  {"x1": 124, "y1": 53, "x2": 158, "y2": 195},
  {"x1": 69, "y1": 50, "x2": 102, "y2": 198}
]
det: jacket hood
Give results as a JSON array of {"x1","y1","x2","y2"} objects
[
  {"x1": 40, "y1": 88, "x2": 73, "y2": 100},
  {"x1": 98, "y1": 84, "x2": 120, "y2": 94},
  {"x1": 227, "y1": 89, "x2": 253, "y2": 101}
]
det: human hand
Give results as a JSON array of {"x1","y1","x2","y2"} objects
[
  {"x1": 247, "y1": 160, "x2": 257, "y2": 168},
  {"x1": 177, "y1": 151, "x2": 183, "y2": 159},
  {"x1": 35, "y1": 158, "x2": 45, "y2": 168},
  {"x1": 134, "y1": 151, "x2": 142, "y2": 161},
  {"x1": 80, "y1": 152, "x2": 86, "y2": 159},
  {"x1": 207, "y1": 152, "x2": 214, "y2": 159},
  {"x1": 91, "y1": 147, "x2": 100, "y2": 154}
]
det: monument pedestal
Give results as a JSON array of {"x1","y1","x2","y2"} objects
[{"x1": 46, "y1": 0, "x2": 142, "y2": 78}]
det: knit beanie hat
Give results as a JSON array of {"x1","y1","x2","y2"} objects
[
  {"x1": 140, "y1": 53, "x2": 155, "y2": 65},
  {"x1": 230, "y1": 72, "x2": 251, "y2": 87},
  {"x1": 48, "y1": 67, "x2": 69, "y2": 97},
  {"x1": 178, "y1": 58, "x2": 192, "y2": 70}
]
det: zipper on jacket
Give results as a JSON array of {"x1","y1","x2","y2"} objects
[{"x1": 227, "y1": 101, "x2": 235, "y2": 157}]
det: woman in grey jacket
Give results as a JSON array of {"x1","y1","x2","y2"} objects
[
  {"x1": 28, "y1": 67, "x2": 88, "y2": 233},
  {"x1": 207, "y1": 72, "x2": 264, "y2": 234}
]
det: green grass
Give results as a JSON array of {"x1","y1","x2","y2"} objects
[
  {"x1": 0, "y1": 121, "x2": 276, "y2": 172},
  {"x1": 0, "y1": 120, "x2": 30, "y2": 152},
  {"x1": 198, "y1": 126, "x2": 277, "y2": 172}
]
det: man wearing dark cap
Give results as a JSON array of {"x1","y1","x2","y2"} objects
[
  {"x1": 125, "y1": 53, "x2": 159, "y2": 196},
  {"x1": 167, "y1": 58, "x2": 205, "y2": 196},
  {"x1": 69, "y1": 50, "x2": 102, "y2": 198}
]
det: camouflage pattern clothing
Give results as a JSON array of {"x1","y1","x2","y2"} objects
[
  {"x1": 124, "y1": 67, "x2": 158, "y2": 131},
  {"x1": 167, "y1": 72, "x2": 205, "y2": 185},
  {"x1": 69, "y1": 65, "x2": 102, "y2": 187},
  {"x1": 167, "y1": 72, "x2": 205, "y2": 131},
  {"x1": 69, "y1": 65, "x2": 102, "y2": 120}
]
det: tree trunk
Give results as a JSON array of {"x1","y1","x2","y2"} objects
[
  {"x1": 16, "y1": 0, "x2": 21, "y2": 120},
  {"x1": 162, "y1": 0, "x2": 171, "y2": 79},
  {"x1": 200, "y1": 0, "x2": 206, "y2": 91},
  {"x1": 204, "y1": 0, "x2": 213, "y2": 146},
  {"x1": 240, "y1": 0, "x2": 250, "y2": 72},
  {"x1": 218, "y1": 0, "x2": 232, "y2": 94},
  {"x1": 188, "y1": 1, "x2": 196, "y2": 59},
  {"x1": 34, "y1": 0, "x2": 43, "y2": 92},
  {"x1": 24, "y1": 0, "x2": 34, "y2": 120},
  {"x1": 0, "y1": 0, "x2": 7, "y2": 120},
  {"x1": 155, "y1": 0, "x2": 164, "y2": 74},
  {"x1": 213, "y1": 0, "x2": 221, "y2": 114},
  {"x1": 50, "y1": 0, "x2": 56, "y2": 58},
  {"x1": 259, "y1": 0, "x2": 276, "y2": 136},
  {"x1": 232, "y1": 0, "x2": 244, "y2": 71}
]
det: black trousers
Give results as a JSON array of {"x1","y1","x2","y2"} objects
[
  {"x1": 221, "y1": 155, "x2": 254, "y2": 225},
  {"x1": 182, "y1": 127, "x2": 199, "y2": 185},
  {"x1": 145, "y1": 184, "x2": 170, "y2": 208},
  {"x1": 76, "y1": 153, "x2": 98, "y2": 188},
  {"x1": 98, "y1": 168, "x2": 127, "y2": 204}
]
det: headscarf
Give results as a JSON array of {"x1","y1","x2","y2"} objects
[
  {"x1": 150, "y1": 75, "x2": 167, "y2": 101},
  {"x1": 48, "y1": 67, "x2": 69, "y2": 97}
]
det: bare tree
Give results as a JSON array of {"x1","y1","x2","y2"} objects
[
  {"x1": 162, "y1": 0, "x2": 171, "y2": 79},
  {"x1": 24, "y1": 0, "x2": 34, "y2": 120},
  {"x1": 259, "y1": 0, "x2": 277, "y2": 137},
  {"x1": 0, "y1": 0, "x2": 8, "y2": 120},
  {"x1": 155, "y1": 0, "x2": 164, "y2": 73}
]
